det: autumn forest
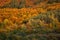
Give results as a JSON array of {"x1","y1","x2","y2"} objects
[{"x1": 0, "y1": 0, "x2": 60, "y2": 40}]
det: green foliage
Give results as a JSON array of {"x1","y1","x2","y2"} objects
[
  {"x1": 0, "y1": 22, "x2": 5, "y2": 28},
  {"x1": 47, "y1": 0, "x2": 60, "y2": 4},
  {"x1": 0, "y1": 2, "x2": 60, "y2": 40},
  {"x1": 0, "y1": 32, "x2": 7, "y2": 40}
]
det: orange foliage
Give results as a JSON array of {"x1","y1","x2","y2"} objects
[
  {"x1": 0, "y1": 0, "x2": 11, "y2": 7},
  {"x1": 25, "y1": 0, "x2": 34, "y2": 7},
  {"x1": 0, "y1": 2, "x2": 60, "y2": 31},
  {"x1": 47, "y1": 3, "x2": 60, "y2": 10},
  {"x1": 0, "y1": 8, "x2": 47, "y2": 30}
]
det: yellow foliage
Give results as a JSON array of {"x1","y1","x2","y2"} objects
[{"x1": 0, "y1": 3, "x2": 60, "y2": 31}]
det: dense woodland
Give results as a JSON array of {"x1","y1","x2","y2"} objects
[{"x1": 0, "y1": 0, "x2": 60, "y2": 40}]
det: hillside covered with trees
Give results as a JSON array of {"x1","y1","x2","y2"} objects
[{"x1": 0, "y1": 0, "x2": 60, "y2": 40}]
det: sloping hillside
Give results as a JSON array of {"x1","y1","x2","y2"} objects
[{"x1": 0, "y1": 0, "x2": 60, "y2": 40}]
